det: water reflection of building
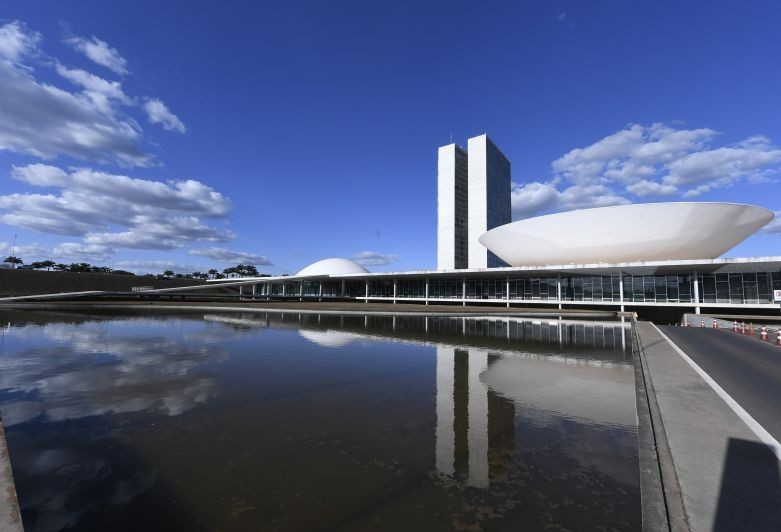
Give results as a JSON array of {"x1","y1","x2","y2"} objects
[{"x1": 435, "y1": 346, "x2": 515, "y2": 488}]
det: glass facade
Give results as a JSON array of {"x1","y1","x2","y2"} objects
[
  {"x1": 244, "y1": 270, "x2": 781, "y2": 305},
  {"x1": 485, "y1": 138, "x2": 511, "y2": 268},
  {"x1": 453, "y1": 147, "x2": 468, "y2": 269}
]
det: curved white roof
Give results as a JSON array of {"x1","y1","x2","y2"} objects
[
  {"x1": 296, "y1": 258, "x2": 369, "y2": 277},
  {"x1": 479, "y1": 202, "x2": 774, "y2": 267}
]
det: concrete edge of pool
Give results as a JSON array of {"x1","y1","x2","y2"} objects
[
  {"x1": 632, "y1": 319, "x2": 688, "y2": 532},
  {"x1": 0, "y1": 412, "x2": 23, "y2": 532}
]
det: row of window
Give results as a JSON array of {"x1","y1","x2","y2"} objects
[{"x1": 253, "y1": 271, "x2": 781, "y2": 304}]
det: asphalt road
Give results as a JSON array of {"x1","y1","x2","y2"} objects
[{"x1": 659, "y1": 326, "x2": 781, "y2": 444}]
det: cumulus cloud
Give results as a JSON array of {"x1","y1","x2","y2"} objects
[
  {"x1": 0, "y1": 21, "x2": 193, "y2": 166},
  {"x1": 763, "y1": 212, "x2": 781, "y2": 234},
  {"x1": 0, "y1": 163, "x2": 234, "y2": 252},
  {"x1": 189, "y1": 247, "x2": 272, "y2": 265},
  {"x1": 0, "y1": 241, "x2": 50, "y2": 260},
  {"x1": 352, "y1": 251, "x2": 400, "y2": 266},
  {"x1": 0, "y1": 57, "x2": 149, "y2": 165},
  {"x1": 115, "y1": 260, "x2": 190, "y2": 274},
  {"x1": 66, "y1": 34, "x2": 129, "y2": 75},
  {"x1": 51, "y1": 242, "x2": 112, "y2": 262},
  {"x1": 55, "y1": 63, "x2": 132, "y2": 112},
  {"x1": 143, "y1": 98, "x2": 186, "y2": 133},
  {"x1": 0, "y1": 20, "x2": 40, "y2": 61},
  {"x1": 511, "y1": 181, "x2": 629, "y2": 219},
  {"x1": 513, "y1": 123, "x2": 781, "y2": 219}
]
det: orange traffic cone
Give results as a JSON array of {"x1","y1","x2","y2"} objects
[{"x1": 760, "y1": 326, "x2": 768, "y2": 341}]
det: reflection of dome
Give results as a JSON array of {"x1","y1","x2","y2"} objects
[
  {"x1": 482, "y1": 357, "x2": 635, "y2": 426},
  {"x1": 479, "y1": 202, "x2": 774, "y2": 267},
  {"x1": 299, "y1": 329, "x2": 360, "y2": 348},
  {"x1": 296, "y1": 258, "x2": 369, "y2": 277}
]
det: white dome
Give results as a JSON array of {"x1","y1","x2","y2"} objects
[
  {"x1": 479, "y1": 202, "x2": 774, "y2": 267},
  {"x1": 296, "y1": 258, "x2": 369, "y2": 277}
]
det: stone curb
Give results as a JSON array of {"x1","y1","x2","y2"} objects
[{"x1": 632, "y1": 318, "x2": 689, "y2": 532}]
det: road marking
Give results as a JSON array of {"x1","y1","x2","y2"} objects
[{"x1": 652, "y1": 323, "x2": 781, "y2": 461}]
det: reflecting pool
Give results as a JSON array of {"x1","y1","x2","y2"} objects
[{"x1": 0, "y1": 309, "x2": 639, "y2": 531}]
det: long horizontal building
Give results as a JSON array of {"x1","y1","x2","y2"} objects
[{"x1": 209, "y1": 256, "x2": 781, "y2": 320}]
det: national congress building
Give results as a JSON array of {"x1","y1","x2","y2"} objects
[{"x1": 203, "y1": 134, "x2": 780, "y2": 320}]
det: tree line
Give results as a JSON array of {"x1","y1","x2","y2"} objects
[{"x1": 3, "y1": 256, "x2": 266, "y2": 279}]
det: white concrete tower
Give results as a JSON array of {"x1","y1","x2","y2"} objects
[
  {"x1": 437, "y1": 143, "x2": 469, "y2": 270},
  {"x1": 467, "y1": 134, "x2": 511, "y2": 269}
]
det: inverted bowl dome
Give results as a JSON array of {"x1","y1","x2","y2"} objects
[
  {"x1": 478, "y1": 202, "x2": 774, "y2": 267},
  {"x1": 296, "y1": 258, "x2": 369, "y2": 277}
]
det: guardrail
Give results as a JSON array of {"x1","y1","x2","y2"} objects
[{"x1": 130, "y1": 286, "x2": 154, "y2": 292}]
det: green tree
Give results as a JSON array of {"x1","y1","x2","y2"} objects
[
  {"x1": 207, "y1": 268, "x2": 219, "y2": 279},
  {"x1": 163, "y1": 269, "x2": 175, "y2": 278},
  {"x1": 30, "y1": 261, "x2": 44, "y2": 270},
  {"x1": 41, "y1": 260, "x2": 56, "y2": 271},
  {"x1": 54, "y1": 263, "x2": 68, "y2": 271},
  {"x1": 3, "y1": 256, "x2": 22, "y2": 268}
]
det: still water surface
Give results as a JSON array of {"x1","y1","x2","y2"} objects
[{"x1": 0, "y1": 310, "x2": 639, "y2": 531}]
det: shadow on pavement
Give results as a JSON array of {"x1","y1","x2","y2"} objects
[{"x1": 713, "y1": 438, "x2": 781, "y2": 531}]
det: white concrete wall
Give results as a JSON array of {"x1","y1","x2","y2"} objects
[
  {"x1": 468, "y1": 135, "x2": 488, "y2": 269},
  {"x1": 438, "y1": 145, "x2": 457, "y2": 270}
]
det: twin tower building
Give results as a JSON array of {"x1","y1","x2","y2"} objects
[{"x1": 437, "y1": 134, "x2": 511, "y2": 270}]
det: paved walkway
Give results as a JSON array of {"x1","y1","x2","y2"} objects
[{"x1": 636, "y1": 322, "x2": 781, "y2": 532}]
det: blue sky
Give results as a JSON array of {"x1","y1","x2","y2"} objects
[{"x1": 1, "y1": 0, "x2": 780, "y2": 274}]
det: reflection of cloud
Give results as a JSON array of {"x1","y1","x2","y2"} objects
[{"x1": 0, "y1": 321, "x2": 227, "y2": 426}]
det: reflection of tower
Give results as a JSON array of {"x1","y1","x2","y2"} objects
[{"x1": 435, "y1": 346, "x2": 515, "y2": 488}]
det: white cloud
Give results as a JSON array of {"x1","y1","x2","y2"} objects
[
  {"x1": 66, "y1": 35, "x2": 129, "y2": 75},
  {"x1": 55, "y1": 63, "x2": 132, "y2": 113},
  {"x1": 0, "y1": 51, "x2": 149, "y2": 165},
  {"x1": 352, "y1": 251, "x2": 400, "y2": 266},
  {"x1": 625, "y1": 179, "x2": 678, "y2": 197},
  {"x1": 51, "y1": 242, "x2": 112, "y2": 262},
  {"x1": 762, "y1": 212, "x2": 781, "y2": 234},
  {"x1": 0, "y1": 20, "x2": 40, "y2": 62},
  {"x1": 511, "y1": 181, "x2": 629, "y2": 219},
  {"x1": 115, "y1": 260, "x2": 190, "y2": 274},
  {"x1": 515, "y1": 123, "x2": 781, "y2": 218},
  {"x1": 0, "y1": 241, "x2": 50, "y2": 260},
  {"x1": 143, "y1": 98, "x2": 186, "y2": 133},
  {"x1": 189, "y1": 247, "x2": 272, "y2": 265},
  {"x1": 1, "y1": 164, "x2": 234, "y2": 252}
]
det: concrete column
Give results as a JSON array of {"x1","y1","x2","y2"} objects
[
  {"x1": 393, "y1": 278, "x2": 397, "y2": 304},
  {"x1": 341, "y1": 279, "x2": 345, "y2": 299},
  {"x1": 365, "y1": 279, "x2": 369, "y2": 303},
  {"x1": 425, "y1": 278, "x2": 430, "y2": 306},
  {"x1": 557, "y1": 274, "x2": 563, "y2": 310},
  {"x1": 462, "y1": 277, "x2": 466, "y2": 307},
  {"x1": 252, "y1": 283, "x2": 257, "y2": 299},
  {"x1": 506, "y1": 276, "x2": 510, "y2": 308},
  {"x1": 619, "y1": 271, "x2": 625, "y2": 313},
  {"x1": 281, "y1": 283, "x2": 286, "y2": 297},
  {"x1": 239, "y1": 285, "x2": 243, "y2": 298},
  {"x1": 299, "y1": 281, "x2": 303, "y2": 302},
  {"x1": 319, "y1": 281, "x2": 323, "y2": 302},
  {"x1": 693, "y1": 272, "x2": 701, "y2": 314}
]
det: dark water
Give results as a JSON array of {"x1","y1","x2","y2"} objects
[{"x1": 0, "y1": 309, "x2": 640, "y2": 531}]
